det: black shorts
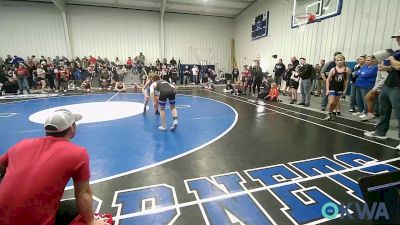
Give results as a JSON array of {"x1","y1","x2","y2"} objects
[
  {"x1": 290, "y1": 81, "x2": 299, "y2": 89},
  {"x1": 274, "y1": 76, "x2": 282, "y2": 84},
  {"x1": 159, "y1": 90, "x2": 176, "y2": 106}
]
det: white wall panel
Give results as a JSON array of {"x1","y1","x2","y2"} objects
[
  {"x1": 164, "y1": 13, "x2": 233, "y2": 71},
  {"x1": 387, "y1": 0, "x2": 400, "y2": 50},
  {"x1": 234, "y1": 0, "x2": 400, "y2": 73},
  {"x1": 0, "y1": 1, "x2": 67, "y2": 58},
  {"x1": 234, "y1": 0, "x2": 289, "y2": 72},
  {"x1": 67, "y1": 5, "x2": 160, "y2": 64}
]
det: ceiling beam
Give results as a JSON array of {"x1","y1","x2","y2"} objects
[
  {"x1": 169, "y1": 0, "x2": 251, "y2": 9},
  {"x1": 66, "y1": 2, "x2": 161, "y2": 11},
  {"x1": 51, "y1": 0, "x2": 65, "y2": 12},
  {"x1": 223, "y1": 0, "x2": 255, "y2": 2},
  {"x1": 166, "y1": 1, "x2": 247, "y2": 11},
  {"x1": 161, "y1": 0, "x2": 166, "y2": 15}
]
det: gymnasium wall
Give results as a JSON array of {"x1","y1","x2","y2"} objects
[
  {"x1": 67, "y1": 5, "x2": 160, "y2": 64},
  {"x1": 164, "y1": 13, "x2": 233, "y2": 72},
  {"x1": 0, "y1": 1, "x2": 234, "y2": 70},
  {"x1": 0, "y1": 1, "x2": 67, "y2": 58},
  {"x1": 234, "y1": 0, "x2": 400, "y2": 72}
]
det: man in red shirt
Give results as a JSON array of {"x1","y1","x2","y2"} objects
[
  {"x1": 0, "y1": 109, "x2": 110, "y2": 225},
  {"x1": 15, "y1": 64, "x2": 30, "y2": 94}
]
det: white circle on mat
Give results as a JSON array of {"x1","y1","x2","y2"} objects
[{"x1": 29, "y1": 101, "x2": 146, "y2": 124}]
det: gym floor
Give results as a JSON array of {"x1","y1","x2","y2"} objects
[{"x1": 1, "y1": 89, "x2": 399, "y2": 225}]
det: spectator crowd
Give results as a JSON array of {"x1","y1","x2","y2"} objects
[
  {"x1": 0, "y1": 53, "x2": 220, "y2": 96},
  {"x1": 223, "y1": 33, "x2": 399, "y2": 147}
]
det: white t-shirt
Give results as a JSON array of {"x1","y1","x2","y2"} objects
[{"x1": 192, "y1": 67, "x2": 199, "y2": 76}]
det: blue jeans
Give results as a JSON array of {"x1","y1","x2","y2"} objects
[
  {"x1": 356, "y1": 87, "x2": 372, "y2": 113},
  {"x1": 300, "y1": 79, "x2": 311, "y2": 104},
  {"x1": 311, "y1": 79, "x2": 317, "y2": 92},
  {"x1": 375, "y1": 86, "x2": 400, "y2": 138},
  {"x1": 355, "y1": 87, "x2": 364, "y2": 113},
  {"x1": 18, "y1": 77, "x2": 30, "y2": 93},
  {"x1": 193, "y1": 75, "x2": 198, "y2": 84}
]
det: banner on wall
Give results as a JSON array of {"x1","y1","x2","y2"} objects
[{"x1": 251, "y1": 12, "x2": 269, "y2": 41}]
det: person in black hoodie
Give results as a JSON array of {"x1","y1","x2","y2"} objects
[
  {"x1": 252, "y1": 62, "x2": 263, "y2": 97},
  {"x1": 273, "y1": 59, "x2": 286, "y2": 90}
]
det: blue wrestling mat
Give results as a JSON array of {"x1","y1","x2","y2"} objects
[{"x1": 0, "y1": 93, "x2": 237, "y2": 183}]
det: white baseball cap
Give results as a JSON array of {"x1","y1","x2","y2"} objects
[
  {"x1": 44, "y1": 109, "x2": 82, "y2": 133},
  {"x1": 391, "y1": 30, "x2": 400, "y2": 38}
]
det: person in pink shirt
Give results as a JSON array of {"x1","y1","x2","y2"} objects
[{"x1": 15, "y1": 64, "x2": 30, "y2": 94}]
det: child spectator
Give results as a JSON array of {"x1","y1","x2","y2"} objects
[
  {"x1": 121, "y1": 65, "x2": 127, "y2": 76},
  {"x1": 133, "y1": 82, "x2": 142, "y2": 92},
  {"x1": 283, "y1": 64, "x2": 294, "y2": 96},
  {"x1": 202, "y1": 80, "x2": 215, "y2": 90},
  {"x1": 80, "y1": 77, "x2": 92, "y2": 93},
  {"x1": 73, "y1": 67, "x2": 83, "y2": 90},
  {"x1": 289, "y1": 66, "x2": 300, "y2": 104},
  {"x1": 264, "y1": 83, "x2": 280, "y2": 101},
  {"x1": 223, "y1": 80, "x2": 234, "y2": 94},
  {"x1": 234, "y1": 81, "x2": 243, "y2": 95},
  {"x1": 115, "y1": 81, "x2": 126, "y2": 92}
]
